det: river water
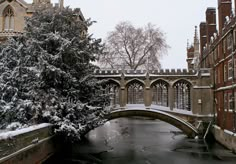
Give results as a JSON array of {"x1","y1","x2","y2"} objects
[{"x1": 46, "y1": 117, "x2": 236, "y2": 164}]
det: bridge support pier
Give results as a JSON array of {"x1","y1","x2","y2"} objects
[
  {"x1": 169, "y1": 86, "x2": 174, "y2": 110},
  {"x1": 120, "y1": 87, "x2": 126, "y2": 107},
  {"x1": 145, "y1": 87, "x2": 152, "y2": 106}
]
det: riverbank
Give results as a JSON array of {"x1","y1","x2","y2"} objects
[{"x1": 212, "y1": 125, "x2": 236, "y2": 153}]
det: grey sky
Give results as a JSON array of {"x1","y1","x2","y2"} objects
[{"x1": 25, "y1": 0, "x2": 219, "y2": 69}]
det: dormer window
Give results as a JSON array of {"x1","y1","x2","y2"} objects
[{"x1": 3, "y1": 6, "x2": 14, "y2": 31}]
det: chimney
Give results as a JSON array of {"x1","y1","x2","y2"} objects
[
  {"x1": 199, "y1": 22, "x2": 207, "y2": 57},
  {"x1": 218, "y1": 0, "x2": 232, "y2": 35},
  {"x1": 206, "y1": 8, "x2": 217, "y2": 45}
]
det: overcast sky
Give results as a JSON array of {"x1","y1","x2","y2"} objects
[{"x1": 25, "y1": 0, "x2": 220, "y2": 69}]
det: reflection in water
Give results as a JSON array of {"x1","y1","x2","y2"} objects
[{"x1": 46, "y1": 117, "x2": 236, "y2": 164}]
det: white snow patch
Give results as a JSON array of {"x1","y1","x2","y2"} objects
[
  {"x1": 213, "y1": 125, "x2": 221, "y2": 130},
  {"x1": 43, "y1": 111, "x2": 50, "y2": 117},
  {"x1": 224, "y1": 129, "x2": 234, "y2": 136},
  {"x1": 0, "y1": 123, "x2": 52, "y2": 140},
  {"x1": 6, "y1": 122, "x2": 23, "y2": 130},
  {"x1": 126, "y1": 104, "x2": 146, "y2": 109},
  {"x1": 150, "y1": 105, "x2": 193, "y2": 115}
]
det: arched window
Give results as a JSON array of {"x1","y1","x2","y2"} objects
[
  {"x1": 104, "y1": 82, "x2": 120, "y2": 107},
  {"x1": 3, "y1": 6, "x2": 14, "y2": 31},
  {"x1": 173, "y1": 80, "x2": 191, "y2": 111},
  {"x1": 127, "y1": 81, "x2": 144, "y2": 104},
  {"x1": 151, "y1": 80, "x2": 168, "y2": 106}
]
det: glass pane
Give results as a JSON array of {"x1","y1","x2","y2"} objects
[{"x1": 127, "y1": 82, "x2": 144, "y2": 104}]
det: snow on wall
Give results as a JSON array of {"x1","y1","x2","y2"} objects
[{"x1": 0, "y1": 123, "x2": 52, "y2": 140}]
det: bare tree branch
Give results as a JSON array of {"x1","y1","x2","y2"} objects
[{"x1": 99, "y1": 21, "x2": 169, "y2": 70}]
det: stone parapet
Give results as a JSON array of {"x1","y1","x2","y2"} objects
[
  {"x1": 94, "y1": 69, "x2": 201, "y2": 76},
  {"x1": 212, "y1": 125, "x2": 236, "y2": 152},
  {"x1": 0, "y1": 123, "x2": 55, "y2": 164}
]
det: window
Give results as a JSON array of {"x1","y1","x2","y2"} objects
[
  {"x1": 218, "y1": 68, "x2": 221, "y2": 84},
  {"x1": 228, "y1": 93, "x2": 233, "y2": 112},
  {"x1": 234, "y1": 58, "x2": 236, "y2": 78},
  {"x1": 3, "y1": 6, "x2": 14, "y2": 31},
  {"x1": 227, "y1": 33, "x2": 233, "y2": 50},
  {"x1": 104, "y1": 83, "x2": 120, "y2": 107},
  {"x1": 234, "y1": 30, "x2": 236, "y2": 48},
  {"x1": 224, "y1": 64, "x2": 228, "y2": 81},
  {"x1": 127, "y1": 82, "x2": 144, "y2": 104},
  {"x1": 151, "y1": 80, "x2": 168, "y2": 106},
  {"x1": 223, "y1": 38, "x2": 226, "y2": 54},
  {"x1": 218, "y1": 44, "x2": 221, "y2": 59},
  {"x1": 235, "y1": 92, "x2": 236, "y2": 112},
  {"x1": 214, "y1": 48, "x2": 218, "y2": 61},
  {"x1": 215, "y1": 69, "x2": 218, "y2": 84},
  {"x1": 173, "y1": 80, "x2": 191, "y2": 111},
  {"x1": 224, "y1": 92, "x2": 228, "y2": 111},
  {"x1": 228, "y1": 60, "x2": 233, "y2": 79}
]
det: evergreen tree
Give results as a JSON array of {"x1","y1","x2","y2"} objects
[{"x1": 0, "y1": 7, "x2": 110, "y2": 142}]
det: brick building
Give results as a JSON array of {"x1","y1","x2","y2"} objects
[{"x1": 187, "y1": 0, "x2": 236, "y2": 149}]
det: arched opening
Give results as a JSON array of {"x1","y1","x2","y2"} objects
[
  {"x1": 151, "y1": 80, "x2": 168, "y2": 106},
  {"x1": 127, "y1": 80, "x2": 144, "y2": 104},
  {"x1": 103, "y1": 81, "x2": 120, "y2": 107},
  {"x1": 173, "y1": 80, "x2": 191, "y2": 111},
  {"x1": 3, "y1": 6, "x2": 14, "y2": 31}
]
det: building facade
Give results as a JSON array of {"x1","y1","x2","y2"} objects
[
  {"x1": 187, "y1": 0, "x2": 236, "y2": 151},
  {"x1": 0, "y1": 0, "x2": 84, "y2": 43},
  {"x1": 186, "y1": 26, "x2": 200, "y2": 70}
]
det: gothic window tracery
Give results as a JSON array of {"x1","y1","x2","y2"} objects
[
  {"x1": 104, "y1": 82, "x2": 120, "y2": 107},
  {"x1": 127, "y1": 81, "x2": 144, "y2": 104},
  {"x1": 151, "y1": 80, "x2": 168, "y2": 106},
  {"x1": 3, "y1": 6, "x2": 14, "y2": 31},
  {"x1": 173, "y1": 80, "x2": 191, "y2": 111}
]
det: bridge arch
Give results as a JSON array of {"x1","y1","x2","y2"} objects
[{"x1": 105, "y1": 109, "x2": 198, "y2": 138}]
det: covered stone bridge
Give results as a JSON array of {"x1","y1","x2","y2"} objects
[{"x1": 94, "y1": 68, "x2": 213, "y2": 116}]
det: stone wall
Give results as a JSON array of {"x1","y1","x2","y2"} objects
[
  {"x1": 212, "y1": 125, "x2": 236, "y2": 153},
  {"x1": 0, "y1": 123, "x2": 56, "y2": 164}
]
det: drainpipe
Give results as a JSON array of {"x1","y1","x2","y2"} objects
[
  {"x1": 212, "y1": 47, "x2": 216, "y2": 125},
  {"x1": 231, "y1": 26, "x2": 236, "y2": 132}
]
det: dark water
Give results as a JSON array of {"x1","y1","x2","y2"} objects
[{"x1": 46, "y1": 117, "x2": 236, "y2": 164}]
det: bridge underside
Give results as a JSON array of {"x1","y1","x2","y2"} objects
[{"x1": 105, "y1": 109, "x2": 199, "y2": 138}]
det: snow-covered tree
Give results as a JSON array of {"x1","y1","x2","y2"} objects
[{"x1": 0, "y1": 7, "x2": 110, "y2": 142}]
